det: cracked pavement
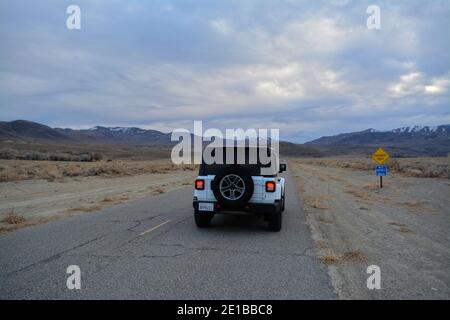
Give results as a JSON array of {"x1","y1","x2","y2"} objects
[{"x1": 0, "y1": 172, "x2": 336, "y2": 299}]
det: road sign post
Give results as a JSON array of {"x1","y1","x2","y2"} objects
[
  {"x1": 372, "y1": 148, "x2": 389, "y2": 188},
  {"x1": 375, "y1": 164, "x2": 388, "y2": 188}
]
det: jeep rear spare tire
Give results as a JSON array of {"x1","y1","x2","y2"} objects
[{"x1": 211, "y1": 167, "x2": 254, "y2": 209}]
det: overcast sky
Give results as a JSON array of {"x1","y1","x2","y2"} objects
[{"x1": 1, "y1": 0, "x2": 449, "y2": 142}]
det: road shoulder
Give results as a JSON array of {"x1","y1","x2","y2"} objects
[{"x1": 289, "y1": 158, "x2": 450, "y2": 299}]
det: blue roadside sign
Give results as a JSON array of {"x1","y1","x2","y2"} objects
[{"x1": 375, "y1": 165, "x2": 388, "y2": 176}]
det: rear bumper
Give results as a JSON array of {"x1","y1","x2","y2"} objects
[{"x1": 193, "y1": 200, "x2": 280, "y2": 214}]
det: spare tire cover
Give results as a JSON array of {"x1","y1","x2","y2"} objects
[{"x1": 211, "y1": 166, "x2": 254, "y2": 209}]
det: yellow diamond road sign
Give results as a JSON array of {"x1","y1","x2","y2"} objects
[{"x1": 372, "y1": 148, "x2": 390, "y2": 165}]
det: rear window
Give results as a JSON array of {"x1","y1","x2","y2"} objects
[
  {"x1": 199, "y1": 147, "x2": 273, "y2": 176},
  {"x1": 200, "y1": 163, "x2": 269, "y2": 176}
]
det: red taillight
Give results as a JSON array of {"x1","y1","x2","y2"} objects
[
  {"x1": 265, "y1": 181, "x2": 276, "y2": 192},
  {"x1": 195, "y1": 179, "x2": 205, "y2": 190}
]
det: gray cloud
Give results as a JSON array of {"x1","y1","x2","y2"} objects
[{"x1": 0, "y1": 0, "x2": 449, "y2": 142}]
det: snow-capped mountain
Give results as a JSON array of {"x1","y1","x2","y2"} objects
[
  {"x1": 391, "y1": 125, "x2": 448, "y2": 134},
  {"x1": 88, "y1": 126, "x2": 148, "y2": 135},
  {"x1": 1, "y1": 120, "x2": 449, "y2": 156},
  {"x1": 59, "y1": 125, "x2": 173, "y2": 145},
  {"x1": 0, "y1": 120, "x2": 173, "y2": 146},
  {"x1": 305, "y1": 124, "x2": 450, "y2": 156}
]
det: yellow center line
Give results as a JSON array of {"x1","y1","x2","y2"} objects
[{"x1": 139, "y1": 219, "x2": 172, "y2": 236}]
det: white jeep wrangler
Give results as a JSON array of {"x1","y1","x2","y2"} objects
[{"x1": 193, "y1": 146, "x2": 286, "y2": 231}]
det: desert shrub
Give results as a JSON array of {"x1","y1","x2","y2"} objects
[
  {"x1": 296, "y1": 157, "x2": 450, "y2": 179},
  {"x1": 2, "y1": 212, "x2": 26, "y2": 225},
  {"x1": 0, "y1": 172, "x2": 21, "y2": 182},
  {"x1": 0, "y1": 149, "x2": 17, "y2": 159},
  {"x1": 0, "y1": 149, "x2": 103, "y2": 162},
  {"x1": 78, "y1": 154, "x2": 93, "y2": 162},
  {"x1": 387, "y1": 159, "x2": 402, "y2": 172},
  {"x1": 25, "y1": 152, "x2": 48, "y2": 161},
  {"x1": 92, "y1": 153, "x2": 103, "y2": 161},
  {"x1": 49, "y1": 153, "x2": 70, "y2": 161},
  {"x1": 0, "y1": 159, "x2": 192, "y2": 182}
]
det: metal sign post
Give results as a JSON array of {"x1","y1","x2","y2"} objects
[{"x1": 375, "y1": 165, "x2": 388, "y2": 188}]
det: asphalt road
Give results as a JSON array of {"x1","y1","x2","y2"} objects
[{"x1": 0, "y1": 172, "x2": 336, "y2": 299}]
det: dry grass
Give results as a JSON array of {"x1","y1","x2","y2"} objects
[
  {"x1": 295, "y1": 157, "x2": 450, "y2": 179},
  {"x1": 363, "y1": 183, "x2": 380, "y2": 191},
  {"x1": 314, "y1": 240, "x2": 328, "y2": 249},
  {"x1": 118, "y1": 195, "x2": 130, "y2": 201},
  {"x1": 344, "y1": 188, "x2": 371, "y2": 201},
  {"x1": 402, "y1": 200, "x2": 437, "y2": 213},
  {"x1": 341, "y1": 250, "x2": 368, "y2": 263},
  {"x1": 296, "y1": 183, "x2": 305, "y2": 193},
  {"x1": 397, "y1": 226, "x2": 414, "y2": 234},
  {"x1": 388, "y1": 221, "x2": 407, "y2": 227},
  {"x1": 0, "y1": 142, "x2": 171, "y2": 162},
  {"x1": 67, "y1": 204, "x2": 104, "y2": 213},
  {"x1": 318, "y1": 253, "x2": 341, "y2": 265},
  {"x1": 0, "y1": 216, "x2": 54, "y2": 234},
  {"x1": 318, "y1": 250, "x2": 367, "y2": 265},
  {"x1": 100, "y1": 195, "x2": 130, "y2": 205},
  {"x1": 0, "y1": 148, "x2": 103, "y2": 162},
  {"x1": 388, "y1": 221, "x2": 414, "y2": 234},
  {"x1": 318, "y1": 215, "x2": 334, "y2": 224},
  {"x1": 404, "y1": 200, "x2": 428, "y2": 210},
  {"x1": 1, "y1": 192, "x2": 136, "y2": 234},
  {"x1": 312, "y1": 201, "x2": 329, "y2": 210},
  {"x1": 343, "y1": 186, "x2": 390, "y2": 202},
  {"x1": 315, "y1": 171, "x2": 346, "y2": 182},
  {"x1": 0, "y1": 159, "x2": 197, "y2": 182},
  {"x1": 2, "y1": 212, "x2": 26, "y2": 225},
  {"x1": 101, "y1": 196, "x2": 115, "y2": 203},
  {"x1": 151, "y1": 187, "x2": 165, "y2": 195},
  {"x1": 303, "y1": 194, "x2": 330, "y2": 210}
]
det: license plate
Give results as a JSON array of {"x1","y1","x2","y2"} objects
[{"x1": 198, "y1": 203, "x2": 214, "y2": 212}]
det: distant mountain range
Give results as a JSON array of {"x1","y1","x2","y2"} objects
[
  {"x1": 1, "y1": 120, "x2": 449, "y2": 156},
  {"x1": 0, "y1": 120, "x2": 172, "y2": 145},
  {"x1": 306, "y1": 125, "x2": 450, "y2": 145},
  {"x1": 305, "y1": 125, "x2": 450, "y2": 156}
]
